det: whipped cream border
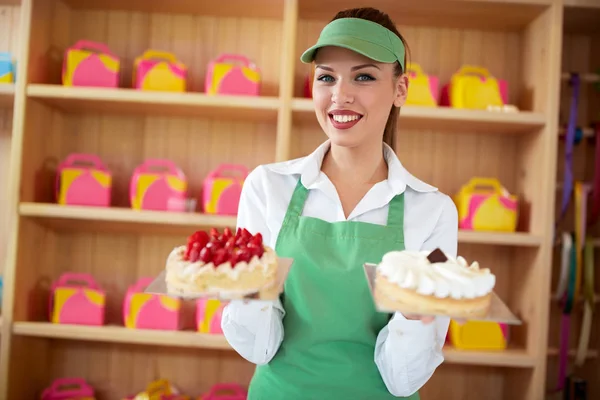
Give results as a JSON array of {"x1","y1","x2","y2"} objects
[
  {"x1": 377, "y1": 250, "x2": 496, "y2": 300},
  {"x1": 166, "y1": 244, "x2": 276, "y2": 281}
]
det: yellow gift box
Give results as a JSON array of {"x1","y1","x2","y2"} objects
[
  {"x1": 449, "y1": 320, "x2": 508, "y2": 351},
  {"x1": 454, "y1": 177, "x2": 518, "y2": 232},
  {"x1": 405, "y1": 63, "x2": 438, "y2": 107},
  {"x1": 448, "y1": 65, "x2": 505, "y2": 110}
]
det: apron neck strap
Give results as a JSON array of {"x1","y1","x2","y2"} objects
[
  {"x1": 283, "y1": 179, "x2": 309, "y2": 223},
  {"x1": 284, "y1": 179, "x2": 405, "y2": 228},
  {"x1": 386, "y1": 193, "x2": 405, "y2": 228}
]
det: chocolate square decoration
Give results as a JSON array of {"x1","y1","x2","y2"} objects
[{"x1": 427, "y1": 248, "x2": 448, "y2": 263}]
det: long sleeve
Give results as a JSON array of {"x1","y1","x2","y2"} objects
[
  {"x1": 374, "y1": 195, "x2": 458, "y2": 397},
  {"x1": 220, "y1": 166, "x2": 286, "y2": 365}
]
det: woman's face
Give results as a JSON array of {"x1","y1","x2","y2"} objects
[{"x1": 312, "y1": 46, "x2": 407, "y2": 149}]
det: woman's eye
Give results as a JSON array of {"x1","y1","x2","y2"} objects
[
  {"x1": 356, "y1": 74, "x2": 375, "y2": 81},
  {"x1": 317, "y1": 75, "x2": 334, "y2": 83}
]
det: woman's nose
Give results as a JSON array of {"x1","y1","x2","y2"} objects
[{"x1": 331, "y1": 81, "x2": 353, "y2": 104}]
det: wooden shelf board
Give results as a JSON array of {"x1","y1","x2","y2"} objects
[
  {"x1": 0, "y1": 0, "x2": 20, "y2": 4},
  {"x1": 60, "y1": 0, "x2": 283, "y2": 19},
  {"x1": 458, "y1": 231, "x2": 544, "y2": 246},
  {"x1": 443, "y1": 347, "x2": 536, "y2": 368},
  {"x1": 27, "y1": 85, "x2": 280, "y2": 123},
  {"x1": 547, "y1": 348, "x2": 599, "y2": 358},
  {"x1": 13, "y1": 322, "x2": 232, "y2": 350},
  {"x1": 292, "y1": 99, "x2": 546, "y2": 135},
  {"x1": 12, "y1": 322, "x2": 533, "y2": 367},
  {"x1": 0, "y1": 84, "x2": 15, "y2": 108},
  {"x1": 297, "y1": 0, "x2": 549, "y2": 31},
  {"x1": 19, "y1": 203, "x2": 237, "y2": 235},
  {"x1": 20, "y1": 203, "x2": 542, "y2": 246}
]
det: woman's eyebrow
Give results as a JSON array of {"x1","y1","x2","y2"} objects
[
  {"x1": 315, "y1": 64, "x2": 381, "y2": 72},
  {"x1": 351, "y1": 63, "x2": 380, "y2": 71}
]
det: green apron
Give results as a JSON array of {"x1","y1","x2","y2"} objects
[{"x1": 248, "y1": 179, "x2": 419, "y2": 400}]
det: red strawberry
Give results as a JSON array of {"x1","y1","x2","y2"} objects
[
  {"x1": 236, "y1": 227, "x2": 243, "y2": 238},
  {"x1": 189, "y1": 242, "x2": 202, "y2": 262},
  {"x1": 199, "y1": 247, "x2": 212, "y2": 263},
  {"x1": 210, "y1": 227, "x2": 219, "y2": 239},
  {"x1": 247, "y1": 242, "x2": 264, "y2": 258},
  {"x1": 241, "y1": 228, "x2": 252, "y2": 241},
  {"x1": 251, "y1": 233, "x2": 263, "y2": 245},
  {"x1": 212, "y1": 248, "x2": 228, "y2": 266},
  {"x1": 230, "y1": 254, "x2": 240, "y2": 266},
  {"x1": 206, "y1": 241, "x2": 222, "y2": 251},
  {"x1": 223, "y1": 227, "x2": 233, "y2": 239},
  {"x1": 193, "y1": 231, "x2": 209, "y2": 247},
  {"x1": 224, "y1": 237, "x2": 236, "y2": 251},
  {"x1": 237, "y1": 248, "x2": 252, "y2": 263}
]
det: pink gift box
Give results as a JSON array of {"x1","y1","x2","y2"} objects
[
  {"x1": 49, "y1": 273, "x2": 105, "y2": 326},
  {"x1": 62, "y1": 40, "x2": 120, "y2": 88},
  {"x1": 130, "y1": 159, "x2": 188, "y2": 211},
  {"x1": 124, "y1": 277, "x2": 182, "y2": 330},
  {"x1": 202, "y1": 164, "x2": 248, "y2": 215},
  {"x1": 56, "y1": 153, "x2": 112, "y2": 207},
  {"x1": 205, "y1": 54, "x2": 260, "y2": 96},
  {"x1": 41, "y1": 377, "x2": 95, "y2": 400},
  {"x1": 196, "y1": 298, "x2": 227, "y2": 334}
]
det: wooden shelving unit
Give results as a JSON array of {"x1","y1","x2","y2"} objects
[
  {"x1": 0, "y1": 0, "x2": 591, "y2": 399},
  {"x1": 546, "y1": 0, "x2": 600, "y2": 397}
]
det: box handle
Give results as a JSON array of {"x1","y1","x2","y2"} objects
[
  {"x1": 69, "y1": 40, "x2": 117, "y2": 57},
  {"x1": 459, "y1": 177, "x2": 510, "y2": 196},
  {"x1": 41, "y1": 377, "x2": 94, "y2": 399},
  {"x1": 213, "y1": 53, "x2": 255, "y2": 69},
  {"x1": 52, "y1": 272, "x2": 101, "y2": 291},
  {"x1": 139, "y1": 49, "x2": 179, "y2": 64},
  {"x1": 206, "y1": 164, "x2": 249, "y2": 181}
]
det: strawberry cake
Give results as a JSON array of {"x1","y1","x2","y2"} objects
[{"x1": 165, "y1": 227, "x2": 278, "y2": 297}]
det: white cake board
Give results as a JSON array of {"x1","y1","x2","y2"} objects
[{"x1": 145, "y1": 257, "x2": 294, "y2": 301}]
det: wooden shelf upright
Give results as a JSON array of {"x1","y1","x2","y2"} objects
[
  {"x1": 0, "y1": 0, "x2": 23, "y2": 367},
  {"x1": 0, "y1": 0, "x2": 582, "y2": 399}
]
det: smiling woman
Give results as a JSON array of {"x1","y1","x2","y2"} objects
[{"x1": 221, "y1": 6, "x2": 458, "y2": 400}]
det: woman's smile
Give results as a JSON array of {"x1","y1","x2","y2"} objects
[{"x1": 328, "y1": 109, "x2": 363, "y2": 130}]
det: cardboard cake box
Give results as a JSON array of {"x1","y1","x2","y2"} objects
[
  {"x1": 145, "y1": 257, "x2": 294, "y2": 301},
  {"x1": 362, "y1": 261, "x2": 521, "y2": 325}
]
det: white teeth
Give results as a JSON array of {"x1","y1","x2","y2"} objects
[{"x1": 332, "y1": 114, "x2": 360, "y2": 123}]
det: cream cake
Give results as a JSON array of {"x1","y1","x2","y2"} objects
[
  {"x1": 374, "y1": 248, "x2": 496, "y2": 318},
  {"x1": 165, "y1": 227, "x2": 278, "y2": 297}
]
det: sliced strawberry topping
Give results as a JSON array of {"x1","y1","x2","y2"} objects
[
  {"x1": 183, "y1": 227, "x2": 266, "y2": 268},
  {"x1": 212, "y1": 248, "x2": 228, "y2": 266}
]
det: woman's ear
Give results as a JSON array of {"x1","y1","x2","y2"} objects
[{"x1": 393, "y1": 74, "x2": 409, "y2": 108}]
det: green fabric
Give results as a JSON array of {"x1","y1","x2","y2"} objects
[
  {"x1": 300, "y1": 17, "x2": 405, "y2": 70},
  {"x1": 248, "y1": 179, "x2": 418, "y2": 400}
]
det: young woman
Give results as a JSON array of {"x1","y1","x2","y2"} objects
[{"x1": 221, "y1": 7, "x2": 458, "y2": 400}]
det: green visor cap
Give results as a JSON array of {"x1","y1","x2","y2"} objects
[{"x1": 300, "y1": 17, "x2": 405, "y2": 71}]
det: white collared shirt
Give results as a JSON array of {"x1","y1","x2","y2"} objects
[{"x1": 221, "y1": 140, "x2": 458, "y2": 397}]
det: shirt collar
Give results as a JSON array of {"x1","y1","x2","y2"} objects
[{"x1": 264, "y1": 140, "x2": 438, "y2": 195}]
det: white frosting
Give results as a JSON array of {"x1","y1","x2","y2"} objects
[
  {"x1": 166, "y1": 245, "x2": 276, "y2": 281},
  {"x1": 377, "y1": 250, "x2": 495, "y2": 299}
]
